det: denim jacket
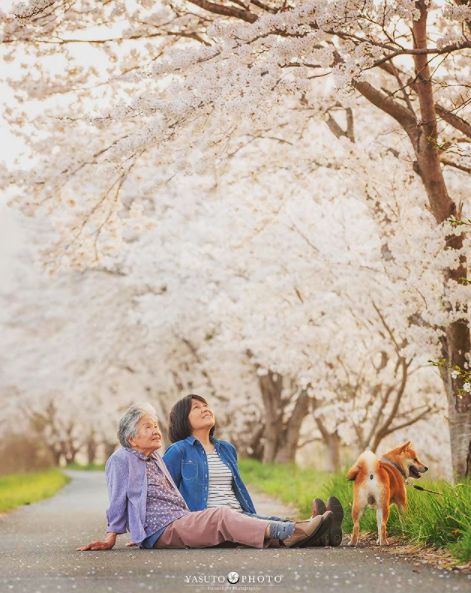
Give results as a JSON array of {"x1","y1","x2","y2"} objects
[{"x1": 162, "y1": 436, "x2": 256, "y2": 514}]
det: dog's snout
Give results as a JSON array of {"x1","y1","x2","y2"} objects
[{"x1": 423, "y1": 465, "x2": 428, "y2": 472}]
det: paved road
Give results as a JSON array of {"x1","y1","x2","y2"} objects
[{"x1": 0, "y1": 471, "x2": 469, "y2": 593}]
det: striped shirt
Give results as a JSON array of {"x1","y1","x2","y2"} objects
[{"x1": 206, "y1": 451, "x2": 243, "y2": 511}]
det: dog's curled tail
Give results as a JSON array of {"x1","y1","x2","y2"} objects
[
  {"x1": 346, "y1": 450, "x2": 377, "y2": 481},
  {"x1": 346, "y1": 464, "x2": 359, "y2": 481}
]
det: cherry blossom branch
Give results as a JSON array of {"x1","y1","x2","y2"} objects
[
  {"x1": 381, "y1": 405, "x2": 436, "y2": 437},
  {"x1": 440, "y1": 158, "x2": 471, "y2": 175},
  {"x1": 367, "y1": 40, "x2": 471, "y2": 68},
  {"x1": 378, "y1": 62, "x2": 471, "y2": 140},
  {"x1": 187, "y1": 0, "x2": 257, "y2": 23}
]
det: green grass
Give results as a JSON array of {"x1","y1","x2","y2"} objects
[
  {"x1": 239, "y1": 458, "x2": 471, "y2": 563},
  {"x1": 66, "y1": 462, "x2": 105, "y2": 471},
  {"x1": 239, "y1": 458, "x2": 331, "y2": 518},
  {"x1": 0, "y1": 469, "x2": 70, "y2": 512}
]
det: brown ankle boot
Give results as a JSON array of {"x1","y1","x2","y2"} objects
[
  {"x1": 283, "y1": 514, "x2": 325, "y2": 548},
  {"x1": 298, "y1": 511, "x2": 333, "y2": 548}
]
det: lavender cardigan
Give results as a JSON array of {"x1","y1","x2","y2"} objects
[{"x1": 105, "y1": 446, "x2": 181, "y2": 544}]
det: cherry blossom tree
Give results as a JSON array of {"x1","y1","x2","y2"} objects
[{"x1": 2, "y1": 0, "x2": 470, "y2": 475}]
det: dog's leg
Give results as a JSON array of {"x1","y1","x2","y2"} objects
[
  {"x1": 376, "y1": 507, "x2": 383, "y2": 545},
  {"x1": 350, "y1": 502, "x2": 363, "y2": 546},
  {"x1": 377, "y1": 501, "x2": 390, "y2": 545}
]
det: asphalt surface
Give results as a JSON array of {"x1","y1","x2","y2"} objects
[{"x1": 0, "y1": 470, "x2": 469, "y2": 593}]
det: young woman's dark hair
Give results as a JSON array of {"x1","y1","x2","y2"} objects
[{"x1": 168, "y1": 394, "x2": 216, "y2": 443}]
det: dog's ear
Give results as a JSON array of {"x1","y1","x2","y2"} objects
[{"x1": 399, "y1": 441, "x2": 411, "y2": 451}]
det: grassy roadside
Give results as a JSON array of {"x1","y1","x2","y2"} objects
[
  {"x1": 239, "y1": 458, "x2": 331, "y2": 518},
  {"x1": 239, "y1": 458, "x2": 471, "y2": 564},
  {"x1": 0, "y1": 469, "x2": 70, "y2": 512}
]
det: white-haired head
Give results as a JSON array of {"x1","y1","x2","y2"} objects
[{"x1": 118, "y1": 403, "x2": 157, "y2": 448}]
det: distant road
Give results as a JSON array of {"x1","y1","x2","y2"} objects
[{"x1": 0, "y1": 470, "x2": 469, "y2": 593}]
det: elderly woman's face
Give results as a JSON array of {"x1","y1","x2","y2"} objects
[
  {"x1": 128, "y1": 414, "x2": 162, "y2": 453},
  {"x1": 188, "y1": 398, "x2": 215, "y2": 433}
]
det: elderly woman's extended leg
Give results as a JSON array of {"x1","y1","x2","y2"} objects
[{"x1": 155, "y1": 507, "x2": 330, "y2": 549}]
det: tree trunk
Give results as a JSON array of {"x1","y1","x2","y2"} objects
[
  {"x1": 324, "y1": 431, "x2": 342, "y2": 472},
  {"x1": 273, "y1": 442, "x2": 295, "y2": 463},
  {"x1": 258, "y1": 370, "x2": 283, "y2": 462},
  {"x1": 229, "y1": 421, "x2": 264, "y2": 460},
  {"x1": 440, "y1": 346, "x2": 471, "y2": 477},
  {"x1": 312, "y1": 398, "x2": 344, "y2": 471},
  {"x1": 262, "y1": 423, "x2": 280, "y2": 462},
  {"x1": 86, "y1": 431, "x2": 97, "y2": 465},
  {"x1": 251, "y1": 440, "x2": 264, "y2": 461},
  {"x1": 63, "y1": 440, "x2": 78, "y2": 465},
  {"x1": 274, "y1": 390, "x2": 309, "y2": 463},
  {"x1": 411, "y1": 2, "x2": 471, "y2": 478},
  {"x1": 447, "y1": 402, "x2": 471, "y2": 478},
  {"x1": 103, "y1": 440, "x2": 117, "y2": 461},
  {"x1": 49, "y1": 446, "x2": 62, "y2": 466},
  {"x1": 247, "y1": 424, "x2": 265, "y2": 460}
]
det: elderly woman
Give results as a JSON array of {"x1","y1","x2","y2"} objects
[
  {"x1": 163, "y1": 394, "x2": 344, "y2": 547},
  {"x1": 79, "y1": 404, "x2": 333, "y2": 551}
]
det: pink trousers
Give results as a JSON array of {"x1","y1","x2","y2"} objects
[{"x1": 156, "y1": 507, "x2": 278, "y2": 549}]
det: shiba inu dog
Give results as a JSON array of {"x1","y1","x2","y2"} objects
[{"x1": 347, "y1": 441, "x2": 428, "y2": 545}]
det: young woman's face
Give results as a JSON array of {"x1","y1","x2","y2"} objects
[{"x1": 188, "y1": 398, "x2": 215, "y2": 433}]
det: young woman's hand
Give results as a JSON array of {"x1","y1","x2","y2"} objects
[{"x1": 77, "y1": 532, "x2": 117, "y2": 551}]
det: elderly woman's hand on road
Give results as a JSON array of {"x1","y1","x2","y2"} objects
[{"x1": 77, "y1": 532, "x2": 117, "y2": 551}]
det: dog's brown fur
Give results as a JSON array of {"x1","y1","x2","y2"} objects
[{"x1": 347, "y1": 442, "x2": 428, "y2": 545}]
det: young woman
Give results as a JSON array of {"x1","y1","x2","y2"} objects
[
  {"x1": 163, "y1": 394, "x2": 343, "y2": 547},
  {"x1": 78, "y1": 403, "x2": 332, "y2": 551}
]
